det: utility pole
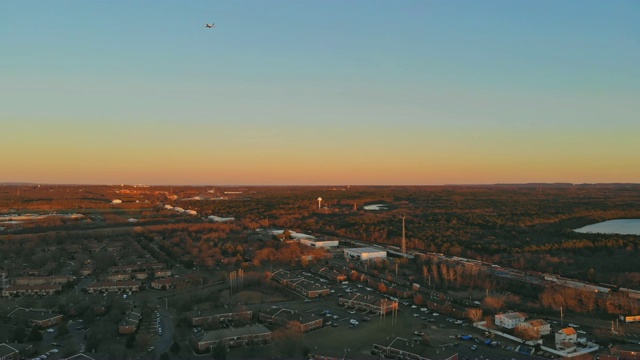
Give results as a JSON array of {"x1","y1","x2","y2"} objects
[{"x1": 560, "y1": 306, "x2": 564, "y2": 327}]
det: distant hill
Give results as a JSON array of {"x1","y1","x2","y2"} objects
[{"x1": 0, "y1": 182, "x2": 38, "y2": 186}]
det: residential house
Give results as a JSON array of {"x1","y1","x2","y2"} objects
[
  {"x1": 118, "y1": 311, "x2": 142, "y2": 335},
  {"x1": 495, "y1": 312, "x2": 527, "y2": 329},
  {"x1": 555, "y1": 327, "x2": 578, "y2": 346},
  {"x1": 150, "y1": 278, "x2": 176, "y2": 291},
  {"x1": 517, "y1": 319, "x2": 551, "y2": 337}
]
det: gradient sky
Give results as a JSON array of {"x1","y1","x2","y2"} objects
[{"x1": 1, "y1": 1, "x2": 639, "y2": 185}]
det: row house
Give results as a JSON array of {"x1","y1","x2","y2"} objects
[
  {"x1": 106, "y1": 273, "x2": 131, "y2": 282},
  {"x1": 14, "y1": 276, "x2": 74, "y2": 286},
  {"x1": 85, "y1": 242, "x2": 103, "y2": 253},
  {"x1": 611, "y1": 344, "x2": 640, "y2": 360},
  {"x1": 186, "y1": 307, "x2": 252, "y2": 327},
  {"x1": 339, "y1": 293, "x2": 397, "y2": 315},
  {"x1": 495, "y1": 312, "x2": 527, "y2": 329},
  {"x1": 84, "y1": 281, "x2": 141, "y2": 294},
  {"x1": 388, "y1": 284, "x2": 413, "y2": 299},
  {"x1": 269, "y1": 269, "x2": 329, "y2": 299},
  {"x1": 66, "y1": 244, "x2": 82, "y2": 253},
  {"x1": 269, "y1": 269, "x2": 303, "y2": 285},
  {"x1": 118, "y1": 311, "x2": 142, "y2": 335},
  {"x1": 154, "y1": 269, "x2": 172, "y2": 278},
  {"x1": 133, "y1": 272, "x2": 149, "y2": 280},
  {"x1": 150, "y1": 278, "x2": 176, "y2": 291},
  {"x1": 315, "y1": 267, "x2": 347, "y2": 283},
  {"x1": 288, "y1": 279, "x2": 330, "y2": 298},
  {"x1": 1, "y1": 285, "x2": 61, "y2": 297},
  {"x1": 190, "y1": 324, "x2": 272, "y2": 352},
  {"x1": 259, "y1": 307, "x2": 322, "y2": 333},
  {"x1": 107, "y1": 262, "x2": 165, "y2": 274},
  {"x1": 79, "y1": 267, "x2": 94, "y2": 277},
  {"x1": 8, "y1": 307, "x2": 63, "y2": 328}
]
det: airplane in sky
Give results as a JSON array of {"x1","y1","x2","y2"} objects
[{"x1": 205, "y1": 23, "x2": 215, "y2": 28}]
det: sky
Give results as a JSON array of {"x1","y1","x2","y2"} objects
[{"x1": 1, "y1": 0, "x2": 639, "y2": 185}]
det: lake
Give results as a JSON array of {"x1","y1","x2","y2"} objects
[{"x1": 574, "y1": 219, "x2": 640, "y2": 235}]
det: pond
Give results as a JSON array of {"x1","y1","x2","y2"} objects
[{"x1": 574, "y1": 219, "x2": 640, "y2": 235}]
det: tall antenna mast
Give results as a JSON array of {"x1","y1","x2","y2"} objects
[{"x1": 401, "y1": 215, "x2": 406, "y2": 254}]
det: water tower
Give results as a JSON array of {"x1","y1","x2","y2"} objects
[{"x1": 317, "y1": 197, "x2": 323, "y2": 209}]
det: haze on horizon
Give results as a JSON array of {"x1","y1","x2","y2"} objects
[{"x1": 1, "y1": 1, "x2": 639, "y2": 186}]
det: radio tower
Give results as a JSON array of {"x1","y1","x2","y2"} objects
[{"x1": 401, "y1": 215, "x2": 406, "y2": 254}]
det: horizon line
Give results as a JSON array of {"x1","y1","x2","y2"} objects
[{"x1": 2, "y1": 182, "x2": 639, "y2": 187}]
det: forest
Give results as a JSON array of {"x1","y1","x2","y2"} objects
[{"x1": 2, "y1": 183, "x2": 640, "y2": 287}]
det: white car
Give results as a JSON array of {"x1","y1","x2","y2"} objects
[
  {"x1": 569, "y1": 323, "x2": 580, "y2": 328},
  {"x1": 350, "y1": 319, "x2": 359, "y2": 325},
  {"x1": 411, "y1": 305, "x2": 417, "y2": 309},
  {"x1": 50, "y1": 349, "x2": 59, "y2": 353},
  {"x1": 432, "y1": 313, "x2": 439, "y2": 316},
  {"x1": 46, "y1": 328, "x2": 55, "y2": 333}
]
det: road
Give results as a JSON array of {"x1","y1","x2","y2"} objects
[{"x1": 151, "y1": 300, "x2": 175, "y2": 358}]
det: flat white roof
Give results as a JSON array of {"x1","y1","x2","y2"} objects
[{"x1": 345, "y1": 247, "x2": 386, "y2": 254}]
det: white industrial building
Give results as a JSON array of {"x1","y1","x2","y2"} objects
[
  {"x1": 111, "y1": 199, "x2": 122, "y2": 205},
  {"x1": 184, "y1": 210, "x2": 198, "y2": 215},
  {"x1": 344, "y1": 247, "x2": 387, "y2": 260},
  {"x1": 208, "y1": 215, "x2": 235, "y2": 222},
  {"x1": 299, "y1": 238, "x2": 339, "y2": 248}
]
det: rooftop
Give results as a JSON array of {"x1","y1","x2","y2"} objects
[
  {"x1": 345, "y1": 247, "x2": 387, "y2": 254},
  {"x1": 8, "y1": 307, "x2": 62, "y2": 321},
  {"x1": 198, "y1": 324, "x2": 271, "y2": 343}
]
